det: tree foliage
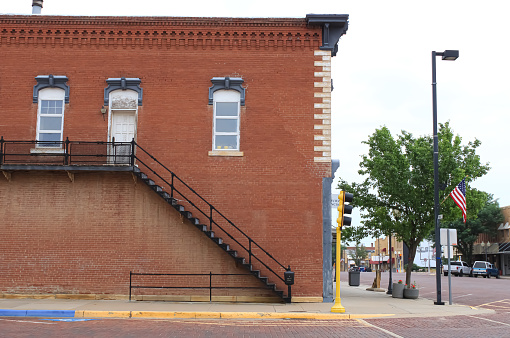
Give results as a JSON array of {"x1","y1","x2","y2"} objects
[
  {"x1": 446, "y1": 195, "x2": 503, "y2": 265},
  {"x1": 338, "y1": 122, "x2": 490, "y2": 285},
  {"x1": 350, "y1": 243, "x2": 368, "y2": 267}
]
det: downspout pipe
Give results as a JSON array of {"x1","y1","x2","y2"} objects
[{"x1": 323, "y1": 159, "x2": 340, "y2": 302}]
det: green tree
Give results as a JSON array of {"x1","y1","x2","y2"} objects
[
  {"x1": 338, "y1": 122, "x2": 490, "y2": 286},
  {"x1": 350, "y1": 243, "x2": 368, "y2": 267},
  {"x1": 445, "y1": 195, "x2": 503, "y2": 265}
]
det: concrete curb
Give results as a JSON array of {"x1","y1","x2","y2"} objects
[
  {"x1": 0, "y1": 309, "x2": 75, "y2": 317},
  {"x1": 0, "y1": 309, "x2": 395, "y2": 320}
]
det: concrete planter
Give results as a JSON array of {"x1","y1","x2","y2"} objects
[
  {"x1": 404, "y1": 288, "x2": 419, "y2": 299},
  {"x1": 392, "y1": 283, "x2": 404, "y2": 298}
]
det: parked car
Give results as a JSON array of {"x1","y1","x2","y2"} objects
[
  {"x1": 443, "y1": 261, "x2": 472, "y2": 277},
  {"x1": 472, "y1": 261, "x2": 500, "y2": 278}
]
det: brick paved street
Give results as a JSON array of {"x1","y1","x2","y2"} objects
[
  {"x1": 2, "y1": 314, "x2": 510, "y2": 338},
  {"x1": 0, "y1": 318, "x2": 394, "y2": 337}
]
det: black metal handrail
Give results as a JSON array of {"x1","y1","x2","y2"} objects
[
  {"x1": 129, "y1": 271, "x2": 266, "y2": 302},
  {"x1": 0, "y1": 137, "x2": 292, "y2": 298},
  {"x1": 133, "y1": 142, "x2": 289, "y2": 285}
]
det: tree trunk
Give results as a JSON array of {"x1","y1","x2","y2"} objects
[{"x1": 405, "y1": 241, "x2": 418, "y2": 287}]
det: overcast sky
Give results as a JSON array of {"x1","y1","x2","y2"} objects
[{"x1": 3, "y1": 1, "x2": 509, "y2": 239}]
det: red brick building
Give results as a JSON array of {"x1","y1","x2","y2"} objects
[{"x1": 0, "y1": 11, "x2": 348, "y2": 302}]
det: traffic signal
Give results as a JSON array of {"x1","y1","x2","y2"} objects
[{"x1": 337, "y1": 191, "x2": 353, "y2": 228}]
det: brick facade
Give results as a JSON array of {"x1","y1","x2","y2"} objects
[{"x1": 0, "y1": 15, "x2": 347, "y2": 300}]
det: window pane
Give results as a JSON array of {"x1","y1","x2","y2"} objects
[
  {"x1": 215, "y1": 135, "x2": 238, "y2": 150},
  {"x1": 39, "y1": 133, "x2": 61, "y2": 147},
  {"x1": 40, "y1": 116, "x2": 62, "y2": 131},
  {"x1": 215, "y1": 119, "x2": 237, "y2": 132},
  {"x1": 216, "y1": 102, "x2": 238, "y2": 116},
  {"x1": 41, "y1": 100, "x2": 63, "y2": 114}
]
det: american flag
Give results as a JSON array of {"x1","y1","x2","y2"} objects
[{"x1": 450, "y1": 178, "x2": 467, "y2": 223}]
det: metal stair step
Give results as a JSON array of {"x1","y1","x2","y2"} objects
[
  {"x1": 220, "y1": 243, "x2": 229, "y2": 251},
  {"x1": 173, "y1": 204, "x2": 185, "y2": 212},
  {"x1": 205, "y1": 230, "x2": 215, "y2": 238},
  {"x1": 189, "y1": 217, "x2": 200, "y2": 225},
  {"x1": 197, "y1": 224, "x2": 207, "y2": 232},
  {"x1": 212, "y1": 237, "x2": 223, "y2": 245},
  {"x1": 251, "y1": 270, "x2": 260, "y2": 278},
  {"x1": 234, "y1": 257, "x2": 245, "y2": 264},
  {"x1": 227, "y1": 250, "x2": 237, "y2": 257}
]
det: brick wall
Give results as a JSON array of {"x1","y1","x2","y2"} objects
[
  {"x1": 0, "y1": 16, "x2": 331, "y2": 298},
  {"x1": 0, "y1": 171, "x2": 276, "y2": 298}
]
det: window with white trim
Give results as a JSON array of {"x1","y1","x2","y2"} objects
[
  {"x1": 37, "y1": 88, "x2": 65, "y2": 147},
  {"x1": 213, "y1": 90, "x2": 240, "y2": 151}
]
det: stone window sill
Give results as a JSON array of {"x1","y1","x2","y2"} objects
[
  {"x1": 208, "y1": 150, "x2": 244, "y2": 157},
  {"x1": 30, "y1": 148, "x2": 65, "y2": 154}
]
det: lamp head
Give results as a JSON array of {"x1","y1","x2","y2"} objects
[
  {"x1": 441, "y1": 50, "x2": 459, "y2": 61},
  {"x1": 101, "y1": 106, "x2": 107, "y2": 120}
]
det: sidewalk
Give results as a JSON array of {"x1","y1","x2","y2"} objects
[{"x1": 0, "y1": 281, "x2": 494, "y2": 320}]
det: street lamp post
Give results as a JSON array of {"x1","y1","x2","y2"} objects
[
  {"x1": 387, "y1": 233, "x2": 392, "y2": 294},
  {"x1": 432, "y1": 50, "x2": 459, "y2": 306}
]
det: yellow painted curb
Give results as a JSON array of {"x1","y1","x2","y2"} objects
[
  {"x1": 73, "y1": 310, "x2": 395, "y2": 320},
  {"x1": 131, "y1": 311, "x2": 198, "y2": 319},
  {"x1": 80, "y1": 310, "x2": 131, "y2": 318}
]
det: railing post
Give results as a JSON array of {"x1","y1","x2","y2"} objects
[
  {"x1": 64, "y1": 137, "x2": 70, "y2": 165},
  {"x1": 209, "y1": 206, "x2": 213, "y2": 231},
  {"x1": 249, "y1": 239, "x2": 252, "y2": 266},
  {"x1": 209, "y1": 272, "x2": 212, "y2": 302},
  {"x1": 0, "y1": 136, "x2": 4, "y2": 165},
  {"x1": 129, "y1": 271, "x2": 132, "y2": 302},
  {"x1": 170, "y1": 173, "x2": 175, "y2": 199},
  {"x1": 112, "y1": 136, "x2": 116, "y2": 164},
  {"x1": 130, "y1": 138, "x2": 135, "y2": 166}
]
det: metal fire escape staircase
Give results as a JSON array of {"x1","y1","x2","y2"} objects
[{"x1": 0, "y1": 138, "x2": 293, "y2": 302}]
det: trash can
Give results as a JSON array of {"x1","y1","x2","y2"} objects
[{"x1": 348, "y1": 267, "x2": 360, "y2": 286}]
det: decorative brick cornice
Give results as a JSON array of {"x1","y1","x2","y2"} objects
[{"x1": 0, "y1": 15, "x2": 321, "y2": 50}]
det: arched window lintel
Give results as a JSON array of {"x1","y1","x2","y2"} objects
[
  {"x1": 33, "y1": 75, "x2": 69, "y2": 103},
  {"x1": 104, "y1": 77, "x2": 143, "y2": 106},
  {"x1": 209, "y1": 77, "x2": 245, "y2": 106}
]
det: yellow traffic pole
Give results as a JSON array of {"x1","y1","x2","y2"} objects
[{"x1": 331, "y1": 225, "x2": 345, "y2": 312}]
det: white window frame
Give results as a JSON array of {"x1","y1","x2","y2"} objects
[
  {"x1": 36, "y1": 88, "x2": 65, "y2": 148},
  {"x1": 212, "y1": 90, "x2": 241, "y2": 152}
]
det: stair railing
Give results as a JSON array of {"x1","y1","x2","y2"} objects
[{"x1": 133, "y1": 141, "x2": 291, "y2": 291}]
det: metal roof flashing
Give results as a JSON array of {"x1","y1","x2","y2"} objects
[{"x1": 306, "y1": 14, "x2": 349, "y2": 57}]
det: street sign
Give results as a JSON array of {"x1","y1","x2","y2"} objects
[
  {"x1": 331, "y1": 194, "x2": 339, "y2": 207},
  {"x1": 440, "y1": 228, "x2": 457, "y2": 246}
]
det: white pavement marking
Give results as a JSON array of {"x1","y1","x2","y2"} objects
[
  {"x1": 468, "y1": 315, "x2": 510, "y2": 327},
  {"x1": 357, "y1": 319, "x2": 404, "y2": 338},
  {"x1": 453, "y1": 293, "x2": 472, "y2": 298},
  {"x1": 0, "y1": 318, "x2": 54, "y2": 325}
]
